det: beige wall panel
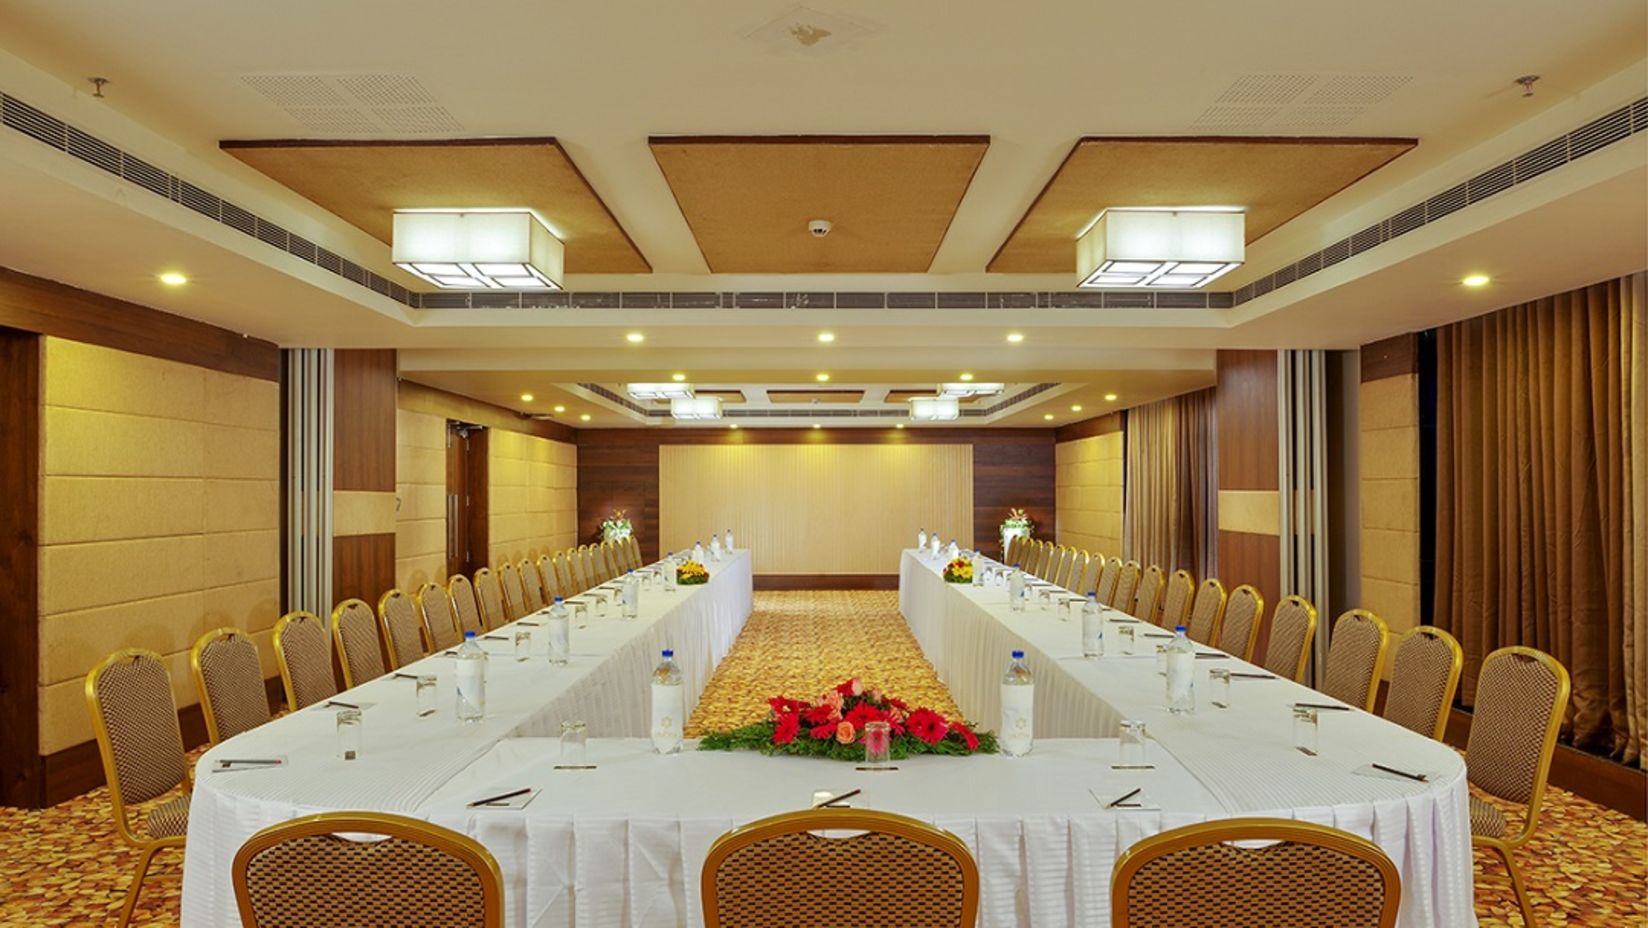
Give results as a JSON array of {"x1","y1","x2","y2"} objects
[
  {"x1": 1359, "y1": 426, "x2": 1419, "y2": 481},
  {"x1": 1054, "y1": 434, "x2": 1124, "y2": 558},
  {"x1": 1217, "y1": 489, "x2": 1281, "y2": 536},
  {"x1": 1359, "y1": 375, "x2": 1419, "y2": 431},
  {"x1": 40, "y1": 476, "x2": 205, "y2": 544},
  {"x1": 43, "y1": 338, "x2": 206, "y2": 420},
  {"x1": 204, "y1": 424, "x2": 281, "y2": 480},
  {"x1": 395, "y1": 405, "x2": 449, "y2": 594},
  {"x1": 38, "y1": 648, "x2": 200, "y2": 754},
  {"x1": 39, "y1": 592, "x2": 206, "y2": 686},
  {"x1": 397, "y1": 554, "x2": 447, "y2": 593},
  {"x1": 202, "y1": 529, "x2": 280, "y2": 588},
  {"x1": 1360, "y1": 527, "x2": 1420, "y2": 585},
  {"x1": 1361, "y1": 576, "x2": 1421, "y2": 637},
  {"x1": 43, "y1": 407, "x2": 205, "y2": 477},
  {"x1": 204, "y1": 479, "x2": 281, "y2": 533},
  {"x1": 398, "y1": 443, "x2": 446, "y2": 485},
  {"x1": 1359, "y1": 480, "x2": 1417, "y2": 532},
  {"x1": 487, "y1": 431, "x2": 577, "y2": 566},
  {"x1": 203, "y1": 369, "x2": 281, "y2": 428},
  {"x1": 334, "y1": 490, "x2": 398, "y2": 537},
  {"x1": 660, "y1": 444, "x2": 972, "y2": 574},
  {"x1": 39, "y1": 536, "x2": 205, "y2": 615},
  {"x1": 397, "y1": 519, "x2": 446, "y2": 560},
  {"x1": 203, "y1": 578, "x2": 282, "y2": 634},
  {"x1": 398, "y1": 483, "x2": 447, "y2": 523}
]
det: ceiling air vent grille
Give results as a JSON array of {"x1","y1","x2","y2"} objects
[{"x1": 66, "y1": 126, "x2": 121, "y2": 176}]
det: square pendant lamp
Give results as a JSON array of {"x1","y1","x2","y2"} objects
[
  {"x1": 1076, "y1": 208, "x2": 1244, "y2": 289},
  {"x1": 392, "y1": 209, "x2": 564, "y2": 290},
  {"x1": 670, "y1": 395, "x2": 723, "y2": 420},
  {"x1": 909, "y1": 395, "x2": 961, "y2": 421}
]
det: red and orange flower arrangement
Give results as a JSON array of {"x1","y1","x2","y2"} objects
[{"x1": 698, "y1": 678, "x2": 998, "y2": 761}]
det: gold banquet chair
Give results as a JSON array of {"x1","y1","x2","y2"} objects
[
  {"x1": 518, "y1": 557, "x2": 548, "y2": 611},
  {"x1": 1130, "y1": 564, "x2": 1165, "y2": 623},
  {"x1": 447, "y1": 574, "x2": 486, "y2": 637},
  {"x1": 1113, "y1": 560, "x2": 1142, "y2": 612},
  {"x1": 1185, "y1": 578, "x2": 1227, "y2": 646},
  {"x1": 1095, "y1": 557, "x2": 1122, "y2": 606},
  {"x1": 415, "y1": 581, "x2": 463, "y2": 653},
  {"x1": 85, "y1": 649, "x2": 194, "y2": 927},
  {"x1": 377, "y1": 589, "x2": 427, "y2": 669},
  {"x1": 1024, "y1": 540, "x2": 1048, "y2": 578},
  {"x1": 497, "y1": 561, "x2": 530, "y2": 621},
  {"x1": 273, "y1": 610, "x2": 338, "y2": 710},
  {"x1": 472, "y1": 567, "x2": 508, "y2": 630},
  {"x1": 1074, "y1": 550, "x2": 1103, "y2": 595},
  {"x1": 1111, "y1": 818, "x2": 1399, "y2": 928},
  {"x1": 535, "y1": 553, "x2": 563, "y2": 601},
  {"x1": 579, "y1": 545, "x2": 600, "y2": 587},
  {"x1": 1158, "y1": 569, "x2": 1195, "y2": 629},
  {"x1": 1382, "y1": 626, "x2": 1464, "y2": 741},
  {"x1": 1216, "y1": 584, "x2": 1265, "y2": 661},
  {"x1": 1064, "y1": 551, "x2": 1089, "y2": 592},
  {"x1": 702, "y1": 808, "x2": 978, "y2": 928},
  {"x1": 190, "y1": 627, "x2": 272, "y2": 744},
  {"x1": 1260, "y1": 595, "x2": 1318, "y2": 683},
  {"x1": 1465, "y1": 646, "x2": 1571, "y2": 928},
  {"x1": 331, "y1": 598, "x2": 387, "y2": 689},
  {"x1": 625, "y1": 534, "x2": 644, "y2": 569},
  {"x1": 1004, "y1": 535, "x2": 1026, "y2": 568},
  {"x1": 561, "y1": 549, "x2": 586, "y2": 594},
  {"x1": 233, "y1": 812, "x2": 504, "y2": 928},
  {"x1": 1320, "y1": 609, "x2": 1390, "y2": 712}
]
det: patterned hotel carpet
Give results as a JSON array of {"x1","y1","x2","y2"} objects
[{"x1": 1, "y1": 591, "x2": 1642, "y2": 926}]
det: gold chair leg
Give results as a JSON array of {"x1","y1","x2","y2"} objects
[
  {"x1": 1481, "y1": 840, "x2": 1538, "y2": 928},
  {"x1": 117, "y1": 843, "x2": 159, "y2": 928}
]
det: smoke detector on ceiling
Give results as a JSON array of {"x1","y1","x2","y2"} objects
[{"x1": 807, "y1": 219, "x2": 833, "y2": 238}]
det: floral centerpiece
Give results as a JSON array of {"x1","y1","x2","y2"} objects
[
  {"x1": 677, "y1": 560, "x2": 709, "y2": 585},
  {"x1": 942, "y1": 556, "x2": 973, "y2": 583},
  {"x1": 699, "y1": 678, "x2": 997, "y2": 761},
  {"x1": 600, "y1": 509, "x2": 633, "y2": 543},
  {"x1": 1000, "y1": 507, "x2": 1033, "y2": 556}
]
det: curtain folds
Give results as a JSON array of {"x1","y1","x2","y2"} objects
[
  {"x1": 1123, "y1": 388, "x2": 1215, "y2": 580},
  {"x1": 1434, "y1": 272, "x2": 1643, "y2": 765}
]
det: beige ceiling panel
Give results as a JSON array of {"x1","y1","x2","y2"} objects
[
  {"x1": 989, "y1": 136, "x2": 1416, "y2": 273},
  {"x1": 649, "y1": 135, "x2": 989, "y2": 273},
  {"x1": 763, "y1": 389, "x2": 867, "y2": 404},
  {"x1": 221, "y1": 138, "x2": 649, "y2": 273}
]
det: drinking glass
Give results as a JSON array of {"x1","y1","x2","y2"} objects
[
  {"x1": 1038, "y1": 589, "x2": 1053, "y2": 612},
  {"x1": 336, "y1": 708, "x2": 362, "y2": 761},
  {"x1": 862, "y1": 721, "x2": 892, "y2": 767},
  {"x1": 1155, "y1": 644, "x2": 1168, "y2": 676},
  {"x1": 1209, "y1": 668, "x2": 1232, "y2": 708},
  {"x1": 1118, "y1": 720, "x2": 1149, "y2": 767},
  {"x1": 415, "y1": 675, "x2": 437, "y2": 717},
  {"x1": 1116, "y1": 625, "x2": 1136, "y2": 656},
  {"x1": 514, "y1": 629, "x2": 532, "y2": 662},
  {"x1": 561, "y1": 720, "x2": 588, "y2": 766},
  {"x1": 594, "y1": 590, "x2": 610, "y2": 618},
  {"x1": 1293, "y1": 707, "x2": 1320, "y2": 756}
]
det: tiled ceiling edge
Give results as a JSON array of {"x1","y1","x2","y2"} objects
[{"x1": 579, "y1": 382, "x2": 1060, "y2": 422}]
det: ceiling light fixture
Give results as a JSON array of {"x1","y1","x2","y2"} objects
[
  {"x1": 1461, "y1": 273, "x2": 1491, "y2": 288},
  {"x1": 520, "y1": 393, "x2": 534, "y2": 402},
  {"x1": 1104, "y1": 393, "x2": 1119, "y2": 402},
  {"x1": 671, "y1": 372, "x2": 687, "y2": 382},
  {"x1": 626, "y1": 332, "x2": 645, "y2": 343},
  {"x1": 1043, "y1": 413, "x2": 1055, "y2": 421},
  {"x1": 812, "y1": 424, "x2": 822, "y2": 430},
  {"x1": 1077, "y1": 208, "x2": 1243, "y2": 289},
  {"x1": 729, "y1": 424, "x2": 739, "y2": 430},
  {"x1": 391, "y1": 210, "x2": 563, "y2": 290},
  {"x1": 670, "y1": 395, "x2": 723, "y2": 421},
  {"x1": 628, "y1": 382, "x2": 694, "y2": 401},
  {"x1": 959, "y1": 372, "x2": 975, "y2": 382},
  {"x1": 816, "y1": 373, "x2": 830, "y2": 382},
  {"x1": 817, "y1": 332, "x2": 836, "y2": 343},
  {"x1": 157, "y1": 271, "x2": 188, "y2": 287},
  {"x1": 1071, "y1": 404, "x2": 1083, "y2": 412},
  {"x1": 909, "y1": 395, "x2": 961, "y2": 422},
  {"x1": 1006, "y1": 332, "x2": 1024, "y2": 343},
  {"x1": 939, "y1": 382, "x2": 1004, "y2": 398},
  {"x1": 553, "y1": 405, "x2": 566, "y2": 413},
  {"x1": 579, "y1": 414, "x2": 592, "y2": 422},
  {"x1": 896, "y1": 424, "x2": 905, "y2": 430}
]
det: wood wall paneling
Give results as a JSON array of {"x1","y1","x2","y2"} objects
[
  {"x1": 1217, "y1": 528, "x2": 1282, "y2": 627},
  {"x1": 0, "y1": 266, "x2": 279, "y2": 382},
  {"x1": 333, "y1": 350, "x2": 398, "y2": 492},
  {"x1": 1215, "y1": 350, "x2": 1279, "y2": 491},
  {"x1": 1360, "y1": 332, "x2": 1420, "y2": 383},
  {"x1": 0, "y1": 329, "x2": 41, "y2": 807},
  {"x1": 1053, "y1": 412, "x2": 1124, "y2": 443},
  {"x1": 398, "y1": 380, "x2": 576, "y2": 443},
  {"x1": 332, "y1": 533, "x2": 396, "y2": 606}
]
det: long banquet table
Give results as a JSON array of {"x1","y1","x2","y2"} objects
[
  {"x1": 900, "y1": 549, "x2": 1477, "y2": 928},
  {"x1": 180, "y1": 550, "x2": 753, "y2": 927}
]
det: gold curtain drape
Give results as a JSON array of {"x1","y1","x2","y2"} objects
[
  {"x1": 1123, "y1": 388, "x2": 1215, "y2": 579},
  {"x1": 1434, "y1": 272, "x2": 1643, "y2": 765}
]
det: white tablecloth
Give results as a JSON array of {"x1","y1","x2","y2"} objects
[
  {"x1": 899, "y1": 549, "x2": 1477, "y2": 928},
  {"x1": 180, "y1": 551, "x2": 753, "y2": 928}
]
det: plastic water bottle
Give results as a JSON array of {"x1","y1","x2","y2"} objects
[
  {"x1": 1166, "y1": 625, "x2": 1196, "y2": 715},
  {"x1": 971, "y1": 551, "x2": 985, "y2": 587},
  {"x1": 662, "y1": 554, "x2": 677, "y2": 591},
  {"x1": 621, "y1": 571, "x2": 640, "y2": 619},
  {"x1": 546, "y1": 597, "x2": 570, "y2": 665},
  {"x1": 929, "y1": 535, "x2": 941, "y2": 558},
  {"x1": 724, "y1": 528, "x2": 734, "y2": 551},
  {"x1": 946, "y1": 538, "x2": 959, "y2": 561},
  {"x1": 918, "y1": 528, "x2": 928, "y2": 551},
  {"x1": 1082, "y1": 593, "x2": 1104, "y2": 658},
  {"x1": 652, "y1": 649, "x2": 684, "y2": 754},
  {"x1": 709, "y1": 535, "x2": 722, "y2": 561},
  {"x1": 692, "y1": 540, "x2": 706, "y2": 563},
  {"x1": 1009, "y1": 567, "x2": 1027, "y2": 612},
  {"x1": 455, "y1": 631, "x2": 487, "y2": 722},
  {"x1": 1000, "y1": 650, "x2": 1034, "y2": 756}
]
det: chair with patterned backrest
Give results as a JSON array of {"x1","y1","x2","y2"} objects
[
  {"x1": 702, "y1": 808, "x2": 978, "y2": 928},
  {"x1": 1216, "y1": 585, "x2": 1265, "y2": 661},
  {"x1": 518, "y1": 557, "x2": 549, "y2": 612},
  {"x1": 1320, "y1": 609, "x2": 1390, "y2": 711},
  {"x1": 580, "y1": 545, "x2": 601, "y2": 588},
  {"x1": 1383, "y1": 626, "x2": 1464, "y2": 741},
  {"x1": 1045, "y1": 546, "x2": 1068, "y2": 587},
  {"x1": 190, "y1": 628, "x2": 271, "y2": 745},
  {"x1": 273, "y1": 610, "x2": 337, "y2": 711},
  {"x1": 1159, "y1": 569, "x2": 1195, "y2": 629},
  {"x1": 1075, "y1": 551, "x2": 1103, "y2": 595},
  {"x1": 472, "y1": 567, "x2": 507, "y2": 630},
  {"x1": 1185, "y1": 578, "x2": 1228, "y2": 647},
  {"x1": 233, "y1": 811, "x2": 504, "y2": 928},
  {"x1": 377, "y1": 589, "x2": 427, "y2": 670},
  {"x1": 1113, "y1": 560, "x2": 1142, "y2": 612},
  {"x1": 1111, "y1": 817, "x2": 1399, "y2": 928},
  {"x1": 497, "y1": 561, "x2": 529, "y2": 621},
  {"x1": 1131, "y1": 564, "x2": 1165, "y2": 623},
  {"x1": 1260, "y1": 595, "x2": 1319, "y2": 683},
  {"x1": 1004, "y1": 535, "x2": 1025, "y2": 568},
  {"x1": 554, "y1": 549, "x2": 577, "y2": 594},
  {"x1": 447, "y1": 574, "x2": 486, "y2": 637},
  {"x1": 1024, "y1": 541, "x2": 1047, "y2": 578},
  {"x1": 626, "y1": 535, "x2": 644, "y2": 569},
  {"x1": 331, "y1": 599, "x2": 386, "y2": 689},
  {"x1": 1064, "y1": 552, "x2": 1089, "y2": 591},
  {"x1": 594, "y1": 542, "x2": 615, "y2": 583},
  {"x1": 1095, "y1": 557, "x2": 1123, "y2": 606},
  {"x1": 85, "y1": 649, "x2": 194, "y2": 927},
  {"x1": 415, "y1": 582, "x2": 462, "y2": 653},
  {"x1": 1464, "y1": 646, "x2": 1571, "y2": 928}
]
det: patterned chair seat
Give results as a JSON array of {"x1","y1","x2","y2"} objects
[
  {"x1": 146, "y1": 792, "x2": 191, "y2": 838},
  {"x1": 1468, "y1": 794, "x2": 1508, "y2": 839}
]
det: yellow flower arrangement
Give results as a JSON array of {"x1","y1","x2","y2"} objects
[
  {"x1": 677, "y1": 560, "x2": 710, "y2": 585},
  {"x1": 942, "y1": 556, "x2": 973, "y2": 583}
]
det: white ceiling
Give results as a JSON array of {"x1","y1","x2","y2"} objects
[{"x1": 0, "y1": 1, "x2": 1643, "y2": 427}]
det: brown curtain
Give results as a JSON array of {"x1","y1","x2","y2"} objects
[
  {"x1": 1124, "y1": 388, "x2": 1215, "y2": 579},
  {"x1": 1434, "y1": 272, "x2": 1642, "y2": 764}
]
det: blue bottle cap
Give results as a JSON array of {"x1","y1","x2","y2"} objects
[
  {"x1": 662, "y1": 648, "x2": 674, "y2": 658},
  {"x1": 464, "y1": 631, "x2": 476, "y2": 639},
  {"x1": 1088, "y1": 592, "x2": 1097, "y2": 600},
  {"x1": 1175, "y1": 625, "x2": 1187, "y2": 633},
  {"x1": 553, "y1": 596, "x2": 563, "y2": 603},
  {"x1": 1011, "y1": 649, "x2": 1025, "y2": 659}
]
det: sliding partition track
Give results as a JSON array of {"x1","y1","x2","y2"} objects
[
  {"x1": 285, "y1": 349, "x2": 334, "y2": 618},
  {"x1": 1278, "y1": 349, "x2": 1331, "y2": 682}
]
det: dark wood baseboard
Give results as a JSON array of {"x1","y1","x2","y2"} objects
[
  {"x1": 754, "y1": 574, "x2": 900, "y2": 591},
  {"x1": 37, "y1": 676, "x2": 286, "y2": 808}
]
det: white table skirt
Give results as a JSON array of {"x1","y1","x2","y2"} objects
[
  {"x1": 180, "y1": 551, "x2": 753, "y2": 928},
  {"x1": 900, "y1": 550, "x2": 1477, "y2": 928}
]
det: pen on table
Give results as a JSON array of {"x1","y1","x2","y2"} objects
[
  {"x1": 392, "y1": 672, "x2": 421, "y2": 680},
  {"x1": 217, "y1": 758, "x2": 281, "y2": 767},
  {"x1": 1294, "y1": 702, "x2": 1352, "y2": 711},
  {"x1": 1229, "y1": 671, "x2": 1276, "y2": 679},
  {"x1": 322, "y1": 700, "x2": 359, "y2": 710},
  {"x1": 1371, "y1": 762, "x2": 1428, "y2": 782},
  {"x1": 467, "y1": 787, "x2": 531, "y2": 808},
  {"x1": 813, "y1": 788, "x2": 861, "y2": 808},
  {"x1": 1106, "y1": 787, "x2": 1143, "y2": 809}
]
